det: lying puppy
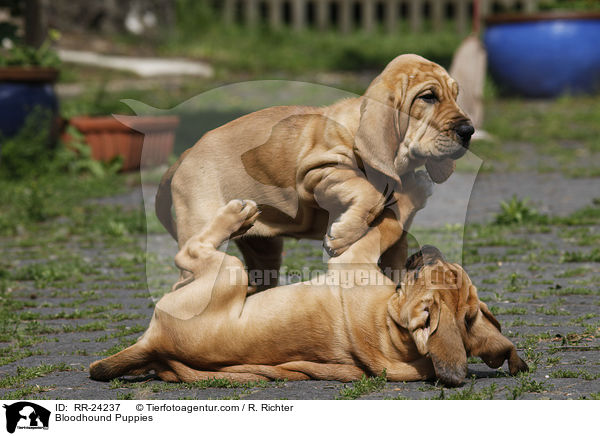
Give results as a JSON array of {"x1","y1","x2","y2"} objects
[
  {"x1": 156, "y1": 54, "x2": 474, "y2": 289},
  {"x1": 90, "y1": 198, "x2": 528, "y2": 386}
]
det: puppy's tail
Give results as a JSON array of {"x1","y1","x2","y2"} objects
[
  {"x1": 89, "y1": 342, "x2": 152, "y2": 381},
  {"x1": 155, "y1": 149, "x2": 191, "y2": 240}
]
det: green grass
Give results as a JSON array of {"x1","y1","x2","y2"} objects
[
  {"x1": 506, "y1": 373, "x2": 550, "y2": 400},
  {"x1": 480, "y1": 96, "x2": 600, "y2": 176},
  {"x1": 570, "y1": 314, "x2": 597, "y2": 325},
  {"x1": 494, "y1": 196, "x2": 543, "y2": 226},
  {"x1": 337, "y1": 371, "x2": 387, "y2": 400},
  {"x1": 536, "y1": 303, "x2": 570, "y2": 316},
  {"x1": 94, "y1": 325, "x2": 146, "y2": 342},
  {"x1": 537, "y1": 287, "x2": 599, "y2": 297},
  {"x1": 0, "y1": 384, "x2": 57, "y2": 400},
  {"x1": 0, "y1": 347, "x2": 46, "y2": 367},
  {"x1": 504, "y1": 318, "x2": 543, "y2": 328},
  {"x1": 11, "y1": 258, "x2": 98, "y2": 288},
  {"x1": 434, "y1": 378, "x2": 498, "y2": 400},
  {"x1": 21, "y1": 303, "x2": 123, "y2": 321},
  {"x1": 0, "y1": 363, "x2": 72, "y2": 389},
  {"x1": 560, "y1": 249, "x2": 600, "y2": 263},
  {"x1": 484, "y1": 97, "x2": 600, "y2": 149},
  {"x1": 0, "y1": 177, "x2": 127, "y2": 237},
  {"x1": 155, "y1": 23, "x2": 462, "y2": 75},
  {"x1": 489, "y1": 306, "x2": 528, "y2": 316},
  {"x1": 109, "y1": 377, "x2": 275, "y2": 392},
  {"x1": 506, "y1": 272, "x2": 527, "y2": 293},
  {"x1": 281, "y1": 239, "x2": 325, "y2": 273},
  {"x1": 555, "y1": 267, "x2": 592, "y2": 278},
  {"x1": 550, "y1": 369, "x2": 598, "y2": 380}
]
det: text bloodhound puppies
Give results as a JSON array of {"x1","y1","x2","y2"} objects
[
  {"x1": 90, "y1": 197, "x2": 527, "y2": 386},
  {"x1": 155, "y1": 54, "x2": 473, "y2": 289}
]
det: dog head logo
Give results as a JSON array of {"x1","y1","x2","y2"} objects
[{"x1": 3, "y1": 402, "x2": 50, "y2": 433}]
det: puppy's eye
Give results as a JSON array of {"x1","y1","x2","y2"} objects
[{"x1": 419, "y1": 92, "x2": 438, "y2": 104}]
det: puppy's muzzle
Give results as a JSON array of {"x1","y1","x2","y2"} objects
[{"x1": 444, "y1": 122, "x2": 473, "y2": 160}]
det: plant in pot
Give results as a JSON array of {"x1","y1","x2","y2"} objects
[
  {"x1": 62, "y1": 89, "x2": 179, "y2": 172},
  {"x1": 0, "y1": 29, "x2": 61, "y2": 139}
]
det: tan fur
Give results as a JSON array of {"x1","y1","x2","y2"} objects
[
  {"x1": 91, "y1": 197, "x2": 527, "y2": 386},
  {"x1": 155, "y1": 54, "x2": 473, "y2": 290}
]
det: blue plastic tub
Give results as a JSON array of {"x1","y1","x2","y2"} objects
[{"x1": 484, "y1": 12, "x2": 600, "y2": 97}]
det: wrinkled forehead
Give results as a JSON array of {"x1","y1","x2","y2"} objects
[
  {"x1": 420, "y1": 262, "x2": 459, "y2": 288},
  {"x1": 383, "y1": 58, "x2": 458, "y2": 97},
  {"x1": 407, "y1": 261, "x2": 470, "y2": 305}
]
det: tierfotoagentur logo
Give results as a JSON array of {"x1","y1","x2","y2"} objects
[{"x1": 2, "y1": 402, "x2": 50, "y2": 433}]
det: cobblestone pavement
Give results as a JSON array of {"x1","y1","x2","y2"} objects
[{"x1": 1, "y1": 175, "x2": 598, "y2": 400}]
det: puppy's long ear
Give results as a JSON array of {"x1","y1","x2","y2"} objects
[
  {"x1": 354, "y1": 84, "x2": 402, "y2": 184},
  {"x1": 479, "y1": 301, "x2": 501, "y2": 331},
  {"x1": 466, "y1": 301, "x2": 529, "y2": 375},
  {"x1": 427, "y1": 297, "x2": 468, "y2": 386}
]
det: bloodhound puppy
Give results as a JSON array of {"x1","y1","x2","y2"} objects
[
  {"x1": 156, "y1": 54, "x2": 474, "y2": 289},
  {"x1": 91, "y1": 196, "x2": 527, "y2": 386}
]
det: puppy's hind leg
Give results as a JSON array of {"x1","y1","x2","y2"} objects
[
  {"x1": 174, "y1": 200, "x2": 260, "y2": 274},
  {"x1": 89, "y1": 341, "x2": 152, "y2": 381},
  {"x1": 219, "y1": 364, "x2": 311, "y2": 381},
  {"x1": 167, "y1": 361, "x2": 269, "y2": 383},
  {"x1": 171, "y1": 200, "x2": 260, "y2": 318}
]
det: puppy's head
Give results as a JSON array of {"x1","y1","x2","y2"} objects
[
  {"x1": 395, "y1": 246, "x2": 528, "y2": 386},
  {"x1": 355, "y1": 54, "x2": 473, "y2": 185}
]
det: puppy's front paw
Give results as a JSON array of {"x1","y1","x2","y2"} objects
[
  {"x1": 324, "y1": 218, "x2": 368, "y2": 257},
  {"x1": 219, "y1": 199, "x2": 260, "y2": 236}
]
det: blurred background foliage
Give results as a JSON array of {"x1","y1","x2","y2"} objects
[
  {"x1": 538, "y1": 0, "x2": 600, "y2": 11},
  {"x1": 1, "y1": 0, "x2": 600, "y2": 189}
]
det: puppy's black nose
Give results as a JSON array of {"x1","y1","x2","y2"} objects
[{"x1": 456, "y1": 123, "x2": 475, "y2": 141}]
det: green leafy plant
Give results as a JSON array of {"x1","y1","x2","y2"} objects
[
  {"x1": 337, "y1": 370, "x2": 387, "y2": 399},
  {"x1": 60, "y1": 125, "x2": 123, "y2": 177},
  {"x1": 60, "y1": 84, "x2": 136, "y2": 118},
  {"x1": 0, "y1": 107, "x2": 55, "y2": 180},
  {"x1": 494, "y1": 196, "x2": 546, "y2": 225},
  {"x1": 0, "y1": 116, "x2": 122, "y2": 181},
  {"x1": 0, "y1": 29, "x2": 61, "y2": 68}
]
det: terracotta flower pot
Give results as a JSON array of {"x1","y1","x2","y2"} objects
[{"x1": 65, "y1": 115, "x2": 179, "y2": 171}]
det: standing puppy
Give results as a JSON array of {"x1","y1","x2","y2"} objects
[{"x1": 156, "y1": 54, "x2": 474, "y2": 289}]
